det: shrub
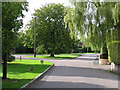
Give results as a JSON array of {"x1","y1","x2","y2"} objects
[
  {"x1": 8, "y1": 55, "x2": 15, "y2": 62},
  {"x1": 108, "y1": 41, "x2": 120, "y2": 64}
]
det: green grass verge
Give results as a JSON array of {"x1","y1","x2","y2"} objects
[
  {"x1": 27, "y1": 53, "x2": 99, "y2": 59},
  {"x1": 1, "y1": 59, "x2": 53, "y2": 88},
  {"x1": 73, "y1": 52, "x2": 99, "y2": 54},
  {"x1": 27, "y1": 53, "x2": 81, "y2": 59},
  {"x1": 108, "y1": 70, "x2": 120, "y2": 76}
]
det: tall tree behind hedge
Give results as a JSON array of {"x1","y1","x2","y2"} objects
[{"x1": 2, "y1": 2, "x2": 28, "y2": 79}]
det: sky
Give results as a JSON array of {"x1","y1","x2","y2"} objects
[{"x1": 21, "y1": 0, "x2": 71, "y2": 30}]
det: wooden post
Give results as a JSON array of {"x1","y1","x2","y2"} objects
[{"x1": 20, "y1": 56, "x2": 22, "y2": 61}]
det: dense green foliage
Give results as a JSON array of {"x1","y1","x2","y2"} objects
[
  {"x1": 1, "y1": 59, "x2": 53, "y2": 88},
  {"x1": 108, "y1": 41, "x2": 120, "y2": 64},
  {"x1": 15, "y1": 31, "x2": 34, "y2": 54},
  {"x1": 65, "y1": 1, "x2": 120, "y2": 59},
  {"x1": 2, "y1": 2, "x2": 28, "y2": 79},
  {"x1": 24, "y1": 3, "x2": 74, "y2": 56},
  {"x1": 2, "y1": 2, "x2": 28, "y2": 56}
]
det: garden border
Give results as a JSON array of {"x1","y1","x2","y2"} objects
[{"x1": 19, "y1": 64, "x2": 54, "y2": 89}]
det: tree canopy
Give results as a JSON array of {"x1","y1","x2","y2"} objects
[
  {"x1": 24, "y1": 3, "x2": 73, "y2": 57},
  {"x1": 65, "y1": 1, "x2": 120, "y2": 53},
  {"x1": 2, "y1": 2, "x2": 28, "y2": 79},
  {"x1": 2, "y1": 2, "x2": 28, "y2": 55}
]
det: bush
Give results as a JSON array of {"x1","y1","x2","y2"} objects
[
  {"x1": 8, "y1": 55, "x2": 15, "y2": 62},
  {"x1": 108, "y1": 41, "x2": 120, "y2": 64}
]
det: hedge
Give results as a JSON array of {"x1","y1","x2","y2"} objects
[{"x1": 108, "y1": 41, "x2": 120, "y2": 65}]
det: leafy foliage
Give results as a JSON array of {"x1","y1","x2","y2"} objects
[
  {"x1": 25, "y1": 3, "x2": 73, "y2": 56},
  {"x1": 2, "y1": 2, "x2": 28, "y2": 79},
  {"x1": 65, "y1": 1, "x2": 120, "y2": 54},
  {"x1": 2, "y1": 2, "x2": 28, "y2": 57},
  {"x1": 36, "y1": 45, "x2": 46, "y2": 54},
  {"x1": 108, "y1": 41, "x2": 120, "y2": 64}
]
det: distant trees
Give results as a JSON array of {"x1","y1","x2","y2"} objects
[
  {"x1": 24, "y1": 3, "x2": 74, "y2": 57},
  {"x1": 15, "y1": 30, "x2": 34, "y2": 54},
  {"x1": 2, "y1": 2, "x2": 28, "y2": 79}
]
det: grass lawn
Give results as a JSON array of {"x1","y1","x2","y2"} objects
[
  {"x1": 1, "y1": 59, "x2": 53, "y2": 88},
  {"x1": 73, "y1": 52, "x2": 99, "y2": 54},
  {"x1": 108, "y1": 70, "x2": 120, "y2": 76},
  {"x1": 27, "y1": 53, "x2": 99, "y2": 59},
  {"x1": 27, "y1": 53, "x2": 81, "y2": 59}
]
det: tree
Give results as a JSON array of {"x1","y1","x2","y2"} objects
[
  {"x1": 85, "y1": 2, "x2": 119, "y2": 56},
  {"x1": 25, "y1": 3, "x2": 73, "y2": 57},
  {"x1": 2, "y1": 2, "x2": 28, "y2": 79},
  {"x1": 65, "y1": 1, "x2": 119, "y2": 57}
]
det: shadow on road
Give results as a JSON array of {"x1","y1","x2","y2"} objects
[
  {"x1": 46, "y1": 66, "x2": 118, "y2": 81},
  {"x1": 37, "y1": 81, "x2": 105, "y2": 88}
]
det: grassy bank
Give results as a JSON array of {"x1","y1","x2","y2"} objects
[
  {"x1": 26, "y1": 53, "x2": 99, "y2": 59},
  {"x1": 27, "y1": 53, "x2": 81, "y2": 59},
  {"x1": 1, "y1": 59, "x2": 53, "y2": 88}
]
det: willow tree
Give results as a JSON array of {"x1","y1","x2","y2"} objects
[
  {"x1": 64, "y1": 1, "x2": 101, "y2": 51},
  {"x1": 108, "y1": 2, "x2": 120, "y2": 42},
  {"x1": 93, "y1": 2, "x2": 120, "y2": 58},
  {"x1": 65, "y1": 0, "x2": 119, "y2": 56},
  {"x1": 64, "y1": 2, "x2": 87, "y2": 52}
]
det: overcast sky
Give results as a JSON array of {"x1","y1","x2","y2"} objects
[{"x1": 21, "y1": 0, "x2": 71, "y2": 30}]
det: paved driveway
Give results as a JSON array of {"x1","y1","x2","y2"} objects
[{"x1": 15, "y1": 54, "x2": 118, "y2": 88}]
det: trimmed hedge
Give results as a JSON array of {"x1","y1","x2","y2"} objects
[{"x1": 108, "y1": 41, "x2": 120, "y2": 65}]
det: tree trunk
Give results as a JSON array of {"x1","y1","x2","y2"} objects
[
  {"x1": 100, "y1": 45, "x2": 108, "y2": 59},
  {"x1": 100, "y1": 44, "x2": 107, "y2": 53},
  {"x1": 2, "y1": 53, "x2": 7, "y2": 79},
  {"x1": 50, "y1": 54, "x2": 54, "y2": 57}
]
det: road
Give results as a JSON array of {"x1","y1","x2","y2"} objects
[{"x1": 15, "y1": 54, "x2": 118, "y2": 88}]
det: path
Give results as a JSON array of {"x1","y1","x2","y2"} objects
[{"x1": 15, "y1": 54, "x2": 118, "y2": 88}]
